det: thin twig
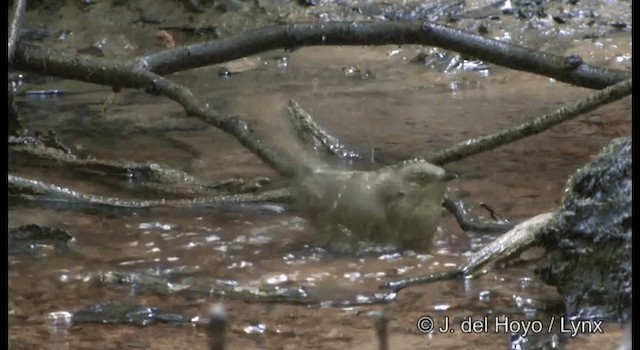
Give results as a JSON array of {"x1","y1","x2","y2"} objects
[
  {"x1": 426, "y1": 78, "x2": 632, "y2": 165},
  {"x1": 442, "y1": 196, "x2": 514, "y2": 233},
  {"x1": 383, "y1": 270, "x2": 462, "y2": 292},
  {"x1": 8, "y1": 0, "x2": 27, "y2": 62}
]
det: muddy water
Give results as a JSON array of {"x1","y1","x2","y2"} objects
[{"x1": 10, "y1": 40, "x2": 631, "y2": 350}]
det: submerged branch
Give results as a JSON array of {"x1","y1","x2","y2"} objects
[
  {"x1": 10, "y1": 22, "x2": 630, "y2": 180},
  {"x1": 9, "y1": 175, "x2": 291, "y2": 209},
  {"x1": 12, "y1": 43, "x2": 295, "y2": 176},
  {"x1": 94, "y1": 269, "x2": 393, "y2": 307},
  {"x1": 426, "y1": 78, "x2": 633, "y2": 165},
  {"x1": 9, "y1": 136, "x2": 230, "y2": 196},
  {"x1": 137, "y1": 22, "x2": 629, "y2": 89}
]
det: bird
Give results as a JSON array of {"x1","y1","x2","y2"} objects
[{"x1": 292, "y1": 159, "x2": 457, "y2": 251}]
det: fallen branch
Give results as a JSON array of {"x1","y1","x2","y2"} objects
[
  {"x1": 134, "y1": 22, "x2": 629, "y2": 89},
  {"x1": 457, "y1": 212, "x2": 553, "y2": 275},
  {"x1": 12, "y1": 43, "x2": 295, "y2": 176},
  {"x1": 9, "y1": 175, "x2": 291, "y2": 209},
  {"x1": 11, "y1": 23, "x2": 630, "y2": 181},
  {"x1": 425, "y1": 78, "x2": 632, "y2": 165},
  {"x1": 382, "y1": 212, "x2": 553, "y2": 292},
  {"x1": 286, "y1": 100, "x2": 361, "y2": 161},
  {"x1": 9, "y1": 136, "x2": 220, "y2": 195}
]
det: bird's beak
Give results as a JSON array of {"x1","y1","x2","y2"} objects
[{"x1": 442, "y1": 171, "x2": 458, "y2": 181}]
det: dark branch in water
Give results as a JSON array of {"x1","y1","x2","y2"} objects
[
  {"x1": 136, "y1": 22, "x2": 629, "y2": 90},
  {"x1": 11, "y1": 23, "x2": 630, "y2": 180},
  {"x1": 12, "y1": 43, "x2": 296, "y2": 176},
  {"x1": 426, "y1": 78, "x2": 633, "y2": 165},
  {"x1": 286, "y1": 100, "x2": 361, "y2": 162},
  {"x1": 9, "y1": 175, "x2": 291, "y2": 209},
  {"x1": 10, "y1": 135, "x2": 241, "y2": 197},
  {"x1": 384, "y1": 270, "x2": 462, "y2": 292},
  {"x1": 8, "y1": 0, "x2": 27, "y2": 62},
  {"x1": 442, "y1": 196, "x2": 515, "y2": 233}
]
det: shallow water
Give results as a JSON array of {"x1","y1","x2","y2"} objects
[{"x1": 9, "y1": 13, "x2": 631, "y2": 350}]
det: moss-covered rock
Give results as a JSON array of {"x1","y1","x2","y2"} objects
[{"x1": 537, "y1": 137, "x2": 631, "y2": 320}]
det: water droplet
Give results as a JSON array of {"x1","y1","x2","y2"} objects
[
  {"x1": 522, "y1": 306, "x2": 537, "y2": 319},
  {"x1": 59, "y1": 274, "x2": 70, "y2": 283},
  {"x1": 47, "y1": 311, "x2": 73, "y2": 334},
  {"x1": 227, "y1": 261, "x2": 253, "y2": 269},
  {"x1": 205, "y1": 235, "x2": 221, "y2": 242},
  {"x1": 478, "y1": 290, "x2": 491, "y2": 302},
  {"x1": 243, "y1": 323, "x2": 266, "y2": 334},
  {"x1": 343, "y1": 271, "x2": 362, "y2": 282},
  {"x1": 378, "y1": 253, "x2": 402, "y2": 261},
  {"x1": 434, "y1": 304, "x2": 450, "y2": 311},
  {"x1": 519, "y1": 277, "x2": 533, "y2": 288},
  {"x1": 265, "y1": 274, "x2": 288, "y2": 285}
]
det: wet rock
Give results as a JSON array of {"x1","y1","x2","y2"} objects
[{"x1": 536, "y1": 137, "x2": 631, "y2": 321}]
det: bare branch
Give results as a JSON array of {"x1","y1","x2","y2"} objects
[
  {"x1": 426, "y1": 78, "x2": 632, "y2": 166},
  {"x1": 13, "y1": 43, "x2": 295, "y2": 176},
  {"x1": 8, "y1": 0, "x2": 27, "y2": 62},
  {"x1": 286, "y1": 99, "x2": 361, "y2": 161},
  {"x1": 383, "y1": 212, "x2": 554, "y2": 292},
  {"x1": 457, "y1": 212, "x2": 553, "y2": 276},
  {"x1": 136, "y1": 22, "x2": 629, "y2": 89}
]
